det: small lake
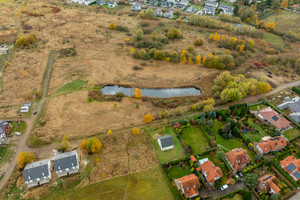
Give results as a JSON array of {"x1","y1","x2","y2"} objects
[{"x1": 101, "y1": 85, "x2": 201, "y2": 98}]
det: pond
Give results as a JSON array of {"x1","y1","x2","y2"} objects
[{"x1": 101, "y1": 85, "x2": 201, "y2": 98}]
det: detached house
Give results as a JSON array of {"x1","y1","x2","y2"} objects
[
  {"x1": 205, "y1": 0, "x2": 218, "y2": 7},
  {"x1": 24, "y1": 159, "x2": 51, "y2": 188},
  {"x1": 107, "y1": 1, "x2": 117, "y2": 8},
  {"x1": 257, "y1": 175, "x2": 280, "y2": 194},
  {"x1": 154, "y1": 9, "x2": 163, "y2": 17},
  {"x1": 175, "y1": 174, "x2": 200, "y2": 198},
  {"x1": 53, "y1": 150, "x2": 79, "y2": 178},
  {"x1": 148, "y1": 0, "x2": 158, "y2": 6},
  {"x1": 258, "y1": 107, "x2": 290, "y2": 131},
  {"x1": 280, "y1": 156, "x2": 300, "y2": 181},
  {"x1": 225, "y1": 148, "x2": 251, "y2": 173},
  {"x1": 277, "y1": 96, "x2": 300, "y2": 123},
  {"x1": 164, "y1": 10, "x2": 174, "y2": 19},
  {"x1": 203, "y1": 5, "x2": 216, "y2": 15},
  {"x1": 158, "y1": 135, "x2": 174, "y2": 151},
  {"x1": 198, "y1": 158, "x2": 223, "y2": 185},
  {"x1": 131, "y1": 4, "x2": 141, "y2": 11},
  {"x1": 255, "y1": 136, "x2": 287, "y2": 154}
]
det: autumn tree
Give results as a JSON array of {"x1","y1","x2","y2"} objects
[
  {"x1": 203, "y1": 104, "x2": 214, "y2": 113},
  {"x1": 194, "y1": 38, "x2": 203, "y2": 46},
  {"x1": 135, "y1": 88, "x2": 142, "y2": 98},
  {"x1": 167, "y1": 28, "x2": 181, "y2": 39},
  {"x1": 265, "y1": 22, "x2": 275, "y2": 32},
  {"x1": 139, "y1": 8, "x2": 155, "y2": 20},
  {"x1": 132, "y1": 127, "x2": 140, "y2": 136},
  {"x1": 17, "y1": 151, "x2": 36, "y2": 169},
  {"x1": 107, "y1": 129, "x2": 112, "y2": 135},
  {"x1": 144, "y1": 113, "x2": 153, "y2": 123},
  {"x1": 281, "y1": 0, "x2": 288, "y2": 8},
  {"x1": 135, "y1": 29, "x2": 144, "y2": 41},
  {"x1": 15, "y1": 33, "x2": 37, "y2": 48},
  {"x1": 59, "y1": 135, "x2": 70, "y2": 152},
  {"x1": 272, "y1": 0, "x2": 281, "y2": 10},
  {"x1": 109, "y1": 22, "x2": 116, "y2": 30},
  {"x1": 80, "y1": 138, "x2": 102, "y2": 154},
  {"x1": 196, "y1": 55, "x2": 201, "y2": 64}
]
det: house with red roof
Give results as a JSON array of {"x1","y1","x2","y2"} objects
[
  {"x1": 280, "y1": 156, "x2": 300, "y2": 181},
  {"x1": 256, "y1": 175, "x2": 280, "y2": 194},
  {"x1": 174, "y1": 174, "x2": 200, "y2": 198},
  {"x1": 190, "y1": 155, "x2": 197, "y2": 162},
  {"x1": 255, "y1": 136, "x2": 287, "y2": 154},
  {"x1": 258, "y1": 107, "x2": 290, "y2": 131},
  {"x1": 225, "y1": 148, "x2": 251, "y2": 173},
  {"x1": 198, "y1": 158, "x2": 223, "y2": 185}
]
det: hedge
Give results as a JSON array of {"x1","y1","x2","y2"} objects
[
  {"x1": 194, "y1": 147, "x2": 217, "y2": 157},
  {"x1": 217, "y1": 189, "x2": 242, "y2": 200},
  {"x1": 198, "y1": 125, "x2": 212, "y2": 141},
  {"x1": 273, "y1": 163, "x2": 300, "y2": 187},
  {"x1": 292, "y1": 86, "x2": 300, "y2": 95},
  {"x1": 258, "y1": 12, "x2": 274, "y2": 20},
  {"x1": 166, "y1": 157, "x2": 189, "y2": 165},
  {"x1": 243, "y1": 159, "x2": 264, "y2": 174}
]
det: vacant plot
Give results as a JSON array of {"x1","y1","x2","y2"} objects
[
  {"x1": 283, "y1": 128, "x2": 300, "y2": 140},
  {"x1": 264, "y1": 10, "x2": 300, "y2": 39},
  {"x1": 181, "y1": 126, "x2": 210, "y2": 154},
  {"x1": 149, "y1": 126, "x2": 186, "y2": 164},
  {"x1": 43, "y1": 166, "x2": 174, "y2": 200}
]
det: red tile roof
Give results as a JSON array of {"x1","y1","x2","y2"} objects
[
  {"x1": 280, "y1": 156, "x2": 300, "y2": 181},
  {"x1": 259, "y1": 107, "x2": 290, "y2": 129},
  {"x1": 257, "y1": 175, "x2": 280, "y2": 194},
  {"x1": 177, "y1": 174, "x2": 200, "y2": 198},
  {"x1": 190, "y1": 155, "x2": 197, "y2": 162},
  {"x1": 225, "y1": 148, "x2": 251, "y2": 172},
  {"x1": 256, "y1": 136, "x2": 287, "y2": 154},
  {"x1": 199, "y1": 159, "x2": 223, "y2": 183}
]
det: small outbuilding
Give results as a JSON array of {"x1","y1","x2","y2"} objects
[{"x1": 158, "y1": 135, "x2": 174, "y2": 151}]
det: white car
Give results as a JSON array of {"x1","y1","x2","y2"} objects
[
  {"x1": 220, "y1": 184, "x2": 228, "y2": 191},
  {"x1": 20, "y1": 106, "x2": 29, "y2": 113},
  {"x1": 15, "y1": 132, "x2": 21, "y2": 136}
]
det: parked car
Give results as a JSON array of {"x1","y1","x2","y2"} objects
[
  {"x1": 220, "y1": 184, "x2": 228, "y2": 191},
  {"x1": 238, "y1": 172, "x2": 243, "y2": 178},
  {"x1": 15, "y1": 132, "x2": 21, "y2": 136},
  {"x1": 33, "y1": 111, "x2": 37, "y2": 115}
]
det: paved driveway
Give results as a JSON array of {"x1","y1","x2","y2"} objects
[
  {"x1": 289, "y1": 191, "x2": 300, "y2": 200},
  {"x1": 210, "y1": 181, "x2": 246, "y2": 199}
]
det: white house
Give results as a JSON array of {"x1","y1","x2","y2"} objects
[{"x1": 157, "y1": 135, "x2": 174, "y2": 151}]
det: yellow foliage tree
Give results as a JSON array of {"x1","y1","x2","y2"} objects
[
  {"x1": 80, "y1": 139, "x2": 87, "y2": 151},
  {"x1": 202, "y1": 56, "x2": 206, "y2": 64},
  {"x1": 196, "y1": 55, "x2": 201, "y2": 64},
  {"x1": 130, "y1": 47, "x2": 135, "y2": 55},
  {"x1": 107, "y1": 129, "x2": 112, "y2": 135},
  {"x1": 239, "y1": 44, "x2": 245, "y2": 52},
  {"x1": 165, "y1": 57, "x2": 170, "y2": 61},
  {"x1": 265, "y1": 22, "x2": 275, "y2": 32},
  {"x1": 181, "y1": 50, "x2": 187, "y2": 57},
  {"x1": 231, "y1": 37, "x2": 237, "y2": 43},
  {"x1": 281, "y1": 0, "x2": 288, "y2": 8},
  {"x1": 109, "y1": 22, "x2": 116, "y2": 30},
  {"x1": 17, "y1": 151, "x2": 36, "y2": 169},
  {"x1": 144, "y1": 113, "x2": 153, "y2": 123},
  {"x1": 203, "y1": 104, "x2": 214, "y2": 113},
  {"x1": 188, "y1": 57, "x2": 193, "y2": 64},
  {"x1": 213, "y1": 32, "x2": 220, "y2": 41},
  {"x1": 203, "y1": 98, "x2": 215, "y2": 106},
  {"x1": 209, "y1": 33, "x2": 214, "y2": 40},
  {"x1": 208, "y1": 53, "x2": 213, "y2": 57},
  {"x1": 135, "y1": 88, "x2": 142, "y2": 98},
  {"x1": 225, "y1": 49, "x2": 231, "y2": 54},
  {"x1": 81, "y1": 138, "x2": 102, "y2": 154},
  {"x1": 124, "y1": 38, "x2": 130, "y2": 42},
  {"x1": 60, "y1": 135, "x2": 70, "y2": 151},
  {"x1": 132, "y1": 127, "x2": 140, "y2": 136},
  {"x1": 180, "y1": 56, "x2": 186, "y2": 63}
]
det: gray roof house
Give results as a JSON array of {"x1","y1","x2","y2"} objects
[
  {"x1": 24, "y1": 159, "x2": 51, "y2": 188},
  {"x1": 0, "y1": 120, "x2": 8, "y2": 145},
  {"x1": 177, "y1": 3, "x2": 186, "y2": 9},
  {"x1": 53, "y1": 150, "x2": 79, "y2": 178},
  {"x1": 179, "y1": 0, "x2": 189, "y2": 5},
  {"x1": 107, "y1": 1, "x2": 117, "y2": 8},
  {"x1": 186, "y1": 6, "x2": 197, "y2": 13},
  {"x1": 158, "y1": 135, "x2": 174, "y2": 151},
  {"x1": 96, "y1": 0, "x2": 106, "y2": 6},
  {"x1": 164, "y1": 10, "x2": 174, "y2": 19},
  {"x1": 154, "y1": 9, "x2": 163, "y2": 17},
  {"x1": 203, "y1": 5, "x2": 216, "y2": 15},
  {"x1": 148, "y1": 0, "x2": 158, "y2": 6},
  {"x1": 161, "y1": 1, "x2": 172, "y2": 8},
  {"x1": 277, "y1": 96, "x2": 300, "y2": 123},
  {"x1": 131, "y1": 4, "x2": 141, "y2": 11},
  {"x1": 205, "y1": 0, "x2": 218, "y2": 7},
  {"x1": 219, "y1": 4, "x2": 234, "y2": 15}
]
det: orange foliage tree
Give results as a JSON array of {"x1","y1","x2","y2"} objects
[
  {"x1": 132, "y1": 127, "x2": 140, "y2": 136},
  {"x1": 135, "y1": 88, "x2": 142, "y2": 98},
  {"x1": 281, "y1": 0, "x2": 288, "y2": 8},
  {"x1": 80, "y1": 138, "x2": 102, "y2": 154},
  {"x1": 144, "y1": 113, "x2": 153, "y2": 123},
  {"x1": 265, "y1": 22, "x2": 275, "y2": 32},
  {"x1": 109, "y1": 22, "x2": 116, "y2": 30}
]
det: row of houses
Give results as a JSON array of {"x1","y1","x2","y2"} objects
[
  {"x1": 203, "y1": 1, "x2": 233, "y2": 16},
  {"x1": 24, "y1": 150, "x2": 79, "y2": 188}
]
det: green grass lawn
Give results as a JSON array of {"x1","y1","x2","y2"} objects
[
  {"x1": 15, "y1": 121, "x2": 27, "y2": 135},
  {"x1": 181, "y1": 126, "x2": 210, "y2": 154},
  {"x1": 264, "y1": 32, "x2": 286, "y2": 49},
  {"x1": 247, "y1": 118, "x2": 268, "y2": 136},
  {"x1": 149, "y1": 126, "x2": 186, "y2": 164},
  {"x1": 43, "y1": 166, "x2": 174, "y2": 200},
  {"x1": 0, "y1": 143, "x2": 14, "y2": 167},
  {"x1": 8, "y1": 122, "x2": 17, "y2": 135},
  {"x1": 249, "y1": 104, "x2": 267, "y2": 112},
  {"x1": 54, "y1": 80, "x2": 85, "y2": 95},
  {"x1": 283, "y1": 128, "x2": 300, "y2": 140},
  {"x1": 168, "y1": 165, "x2": 191, "y2": 179},
  {"x1": 223, "y1": 194, "x2": 242, "y2": 200}
]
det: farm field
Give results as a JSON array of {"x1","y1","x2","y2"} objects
[
  {"x1": 149, "y1": 126, "x2": 186, "y2": 164},
  {"x1": 180, "y1": 125, "x2": 210, "y2": 154},
  {"x1": 42, "y1": 166, "x2": 174, "y2": 200}
]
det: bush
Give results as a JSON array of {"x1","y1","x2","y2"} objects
[
  {"x1": 141, "y1": 22, "x2": 150, "y2": 27},
  {"x1": 194, "y1": 38, "x2": 203, "y2": 46},
  {"x1": 109, "y1": 22, "x2": 116, "y2": 30},
  {"x1": 15, "y1": 33, "x2": 37, "y2": 48},
  {"x1": 115, "y1": 92, "x2": 125, "y2": 98},
  {"x1": 166, "y1": 28, "x2": 181, "y2": 39},
  {"x1": 116, "y1": 25, "x2": 130, "y2": 32}
]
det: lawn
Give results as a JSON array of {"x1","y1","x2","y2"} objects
[
  {"x1": 15, "y1": 121, "x2": 27, "y2": 134},
  {"x1": 8, "y1": 121, "x2": 17, "y2": 135},
  {"x1": 168, "y1": 165, "x2": 191, "y2": 179},
  {"x1": 244, "y1": 118, "x2": 268, "y2": 143},
  {"x1": 149, "y1": 126, "x2": 186, "y2": 164},
  {"x1": 247, "y1": 118, "x2": 268, "y2": 136},
  {"x1": 223, "y1": 194, "x2": 242, "y2": 200},
  {"x1": 43, "y1": 166, "x2": 174, "y2": 200},
  {"x1": 211, "y1": 120, "x2": 244, "y2": 151},
  {"x1": 249, "y1": 104, "x2": 267, "y2": 112},
  {"x1": 264, "y1": 10, "x2": 300, "y2": 39},
  {"x1": 283, "y1": 128, "x2": 300, "y2": 140},
  {"x1": 54, "y1": 79, "x2": 86, "y2": 95},
  {"x1": 264, "y1": 32, "x2": 286, "y2": 49},
  {"x1": 181, "y1": 126, "x2": 210, "y2": 154},
  {"x1": 0, "y1": 143, "x2": 14, "y2": 167}
]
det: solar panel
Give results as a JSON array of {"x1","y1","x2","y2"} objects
[
  {"x1": 286, "y1": 163, "x2": 297, "y2": 173},
  {"x1": 272, "y1": 115, "x2": 279, "y2": 121},
  {"x1": 293, "y1": 171, "x2": 300, "y2": 179}
]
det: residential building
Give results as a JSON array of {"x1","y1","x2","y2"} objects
[
  {"x1": 138, "y1": 0, "x2": 147, "y2": 3},
  {"x1": 96, "y1": 0, "x2": 106, "y2": 6},
  {"x1": 225, "y1": 148, "x2": 251, "y2": 173},
  {"x1": 167, "y1": 0, "x2": 177, "y2": 3},
  {"x1": 154, "y1": 8, "x2": 163, "y2": 17},
  {"x1": 174, "y1": 174, "x2": 200, "y2": 198},
  {"x1": 24, "y1": 159, "x2": 51, "y2": 188},
  {"x1": 186, "y1": 6, "x2": 197, "y2": 13},
  {"x1": 157, "y1": 135, "x2": 174, "y2": 151},
  {"x1": 257, "y1": 175, "x2": 280, "y2": 194},
  {"x1": 107, "y1": 1, "x2": 117, "y2": 8},
  {"x1": 280, "y1": 156, "x2": 300, "y2": 181},
  {"x1": 203, "y1": 5, "x2": 216, "y2": 15},
  {"x1": 53, "y1": 150, "x2": 79, "y2": 178},
  {"x1": 277, "y1": 96, "x2": 300, "y2": 123},
  {"x1": 131, "y1": 4, "x2": 141, "y2": 11},
  {"x1": 258, "y1": 107, "x2": 290, "y2": 131},
  {"x1": 176, "y1": 3, "x2": 186, "y2": 9},
  {"x1": 255, "y1": 136, "x2": 287, "y2": 154},
  {"x1": 148, "y1": 0, "x2": 158, "y2": 6},
  {"x1": 71, "y1": 0, "x2": 94, "y2": 5},
  {"x1": 190, "y1": 155, "x2": 197, "y2": 162},
  {"x1": 198, "y1": 158, "x2": 223, "y2": 185},
  {"x1": 219, "y1": 3, "x2": 233, "y2": 15},
  {"x1": 205, "y1": 0, "x2": 218, "y2": 7},
  {"x1": 0, "y1": 120, "x2": 11, "y2": 135},
  {"x1": 161, "y1": 1, "x2": 172, "y2": 8},
  {"x1": 164, "y1": 10, "x2": 174, "y2": 19}
]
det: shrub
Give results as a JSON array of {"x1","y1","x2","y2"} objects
[
  {"x1": 141, "y1": 22, "x2": 150, "y2": 27},
  {"x1": 139, "y1": 9, "x2": 155, "y2": 20},
  {"x1": 144, "y1": 113, "x2": 153, "y2": 123},
  {"x1": 166, "y1": 28, "x2": 181, "y2": 39},
  {"x1": 135, "y1": 29, "x2": 144, "y2": 41},
  {"x1": 15, "y1": 33, "x2": 37, "y2": 48},
  {"x1": 194, "y1": 38, "x2": 203, "y2": 46},
  {"x1": 109, "y1": 22, "x2": 116, "y2": 30},
  {"x1": 115, "y1": 92, "x2": 125, "y2": 98},
  {"x1": 132, "y1": 127, "x2": 140, "y2": 136},
  {"x1": 187, "y1": 45, "x2": 195, "y2": 53},
  {"x1": 116, "y1": 25, "x2": 129, "y2": 32}
]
